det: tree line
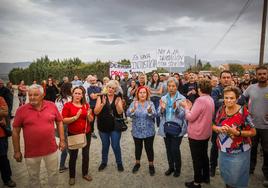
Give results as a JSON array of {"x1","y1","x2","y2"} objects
[
  {"x1": 8, "y1": 56, "x2": 110, "y2": 85},
  {"x1": 8, "y1": 56, "x2": 248, "y2": 85}
]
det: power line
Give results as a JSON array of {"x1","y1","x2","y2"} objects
[{"x1": 208, "y1": 0, "x2": 253, "y2": 55}]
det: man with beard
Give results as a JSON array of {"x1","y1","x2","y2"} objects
[
  {"x1": 239, "y1": 72, "x2": 252, "y2": 92},
  {"x1": 182, "y1": 72, "x2": 199, "y2": 104},
  {"x1": 241, "y1": 66, "x2": 268, "y2": 187}
]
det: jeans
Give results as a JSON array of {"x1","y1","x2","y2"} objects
[
  {"x1": 25, "y1": 151, "x2": 58, "y2": 188},
  {"x1": 150, "y1": 96, "x2": 160, "y2": 127},
  {"x1": 0, "y1": 137, "x2": 12, "y2": 184},
  {"x1": 164, "y1": 134, "x2": 183, "y2": 172},
  {"x1": 219, "y1": 150, "x2": 250, "y2": 188},
  {"x1": 250, "y1": 128, "x2": 268, "y2": 178},
  {"x1": 99, "y1": 130, "x2": 122, "y2": 165},
  {"x1": 59, "y1": 125, "x2": 68, "y2": 169},
  {"x1": 189, "y1": 137, "x2": 210, "y2": 183},
  {"x1": 68, "y1": 133, "x2": 91, "y2": 178},
  {"x1": 133, "y1": 136, "x2": 154, "y2": 162},
  {"x1": 210, "y1": 131, "x2": 218, "y2": 169}
]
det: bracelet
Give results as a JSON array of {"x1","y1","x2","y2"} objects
[{"x1": 72, "y1": 116, "x2": 76, "y2": 121}]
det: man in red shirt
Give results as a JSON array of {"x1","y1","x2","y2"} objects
[{"x1": 12, "y1": 84, "x2": 65, "y2": 188}]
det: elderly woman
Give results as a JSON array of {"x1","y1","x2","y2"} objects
[
  {"x1": 127, "y1": 86, "x2": 157, "y2": 176},
  {"x1": 180, "y1": 79, "x2": 215, "y2": 188},
  {"x1": 62, "y1": 86, "x2": 94, "y2": 185},
  {"x1": 212, "y1": 86, "x2": 256, "y2": 188},
  {"x1": 158, "y1": 77, "x2": 187, "y2": 177},
  {"x1": 94, "y1": 80, "x2": 124, "y2": 172}
]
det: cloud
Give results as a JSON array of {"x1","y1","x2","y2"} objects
[
  {"x1": 94, "y1": 40, "x2": 125, "y2": 45},
  {"x1": 0, "y1": 0, "x2": 264, "y2": 63}
]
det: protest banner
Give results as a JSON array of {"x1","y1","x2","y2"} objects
[
  {"x1": 109, "y1": 63, "x2": 131, "y2": 78},
  {"x1": 131, "y1": 52, "x2": 157, "y2": 73},
  {"x1": 156, "y1": 49, "x2": 185, "y2": 67}
]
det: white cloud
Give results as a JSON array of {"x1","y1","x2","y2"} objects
[{"x1": 0, "y1": 0, "x2": 265, "y2": 64}]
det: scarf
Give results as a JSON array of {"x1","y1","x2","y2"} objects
[{"x1": 166, "y1": 91, "x2": 178, "y2": 121}]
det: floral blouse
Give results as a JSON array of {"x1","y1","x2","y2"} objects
[
  {"x1": 216, "y1": 106, "x2": 255, "y2": 154},
  {"x1": 127, "y1": 100, "x2": 156, "y2": 139}
]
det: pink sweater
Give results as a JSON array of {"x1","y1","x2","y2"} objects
[{"x1": 185, "y1": 95, "x2": 215, "y2": 140}]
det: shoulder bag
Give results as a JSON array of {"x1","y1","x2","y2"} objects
[
  {"x1": 108, "y1": 98, "x2": 128, "y2": 132},
  {"x1": 67, "y1": 117, "x2": 87, "y2": 150}
]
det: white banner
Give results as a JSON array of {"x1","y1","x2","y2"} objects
[
  {"x1": 131, "y1": 53, "x2": 157, "y2": 73},
  {"x1": 156, "y1": 49, "x2": 184, "y2": 67},
  {"x1": 109, "y1": 63, "x2": 131, "y2": 78}
]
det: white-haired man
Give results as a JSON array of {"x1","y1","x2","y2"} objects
[{"x1": 12, "y1": 84, "x2": 65, "y2": 188}]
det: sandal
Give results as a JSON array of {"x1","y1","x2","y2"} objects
[{"x1": 83, "y1": 175, "x2": 93, "y2": 181}]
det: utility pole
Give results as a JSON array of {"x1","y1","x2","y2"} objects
[{"x1": 259, "y1": 0, "x2": 267, "y2": 65}]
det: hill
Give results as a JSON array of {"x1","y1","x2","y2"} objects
[{"x1": 0, "y1": 62, "x2": 32, "y2": 80}]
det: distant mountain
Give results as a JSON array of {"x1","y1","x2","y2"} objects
[{"x1": 0, "y1": 61, "x2": 32, "y2": 80}]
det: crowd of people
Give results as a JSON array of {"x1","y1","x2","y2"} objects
[{"x1": 0, "y1": 66, "x2": 267, "y2": 188}]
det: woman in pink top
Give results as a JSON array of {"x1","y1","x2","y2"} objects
[{"x1": 180, "y1": 79, "x2": 215, "y2": 188}]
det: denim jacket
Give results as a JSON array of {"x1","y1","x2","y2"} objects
[
  {"x1": 158, "y1": 92, "x2": 187, "y2": 137},
  {"x1": 127, "y1": 100, "x2": 156, "y2": 139}
]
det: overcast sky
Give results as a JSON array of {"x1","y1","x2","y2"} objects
[{"x1": 0, "y1": 0, "x2": 266, "y2": 64}]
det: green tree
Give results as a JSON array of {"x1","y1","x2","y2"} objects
[
  {"x1": 118, "y1": 59, "x2": 131, "y2": 65},
  {"x1": 229, "y1": 64, "x2": 244, "y2": 76},
  {"x1": 202, "y1": 62, "x2": 212, "y2": 70}
]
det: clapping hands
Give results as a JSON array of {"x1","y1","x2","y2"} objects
[{"x1": 180, "y1": 99, "x2": 192, "y2": 110}]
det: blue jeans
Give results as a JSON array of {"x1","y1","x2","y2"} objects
[
  {"x1": 59, "y1": 125, "x2": 68, "y2": 168},
  {"x1": 150, "y1": 96, "x2": 160, "y2": 127},
  {"x1": 99, "y1": 131, "x2": 122, "y2": 165},
  {"x1": 219, "y1": 150, "x2": 250, "y2": 188}
]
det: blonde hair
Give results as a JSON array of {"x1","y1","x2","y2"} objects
[
  {"x1": 106, "y1": 80, "x2": 118, "y2": 90},
  {"x1": 103, "y1": 77, "x2": 110, "y2": 83}
]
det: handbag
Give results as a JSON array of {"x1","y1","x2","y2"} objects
[
  {"x1": 114, "y1": 117, "x2": 128, "y2": 132},
  {"x1": 163, "y1": 121, "x2": 182, "y2": 136},
  {"x1": 0, "y1": 117, "x2": 12, "y2": 137},
  {"x1": 67, "y1": 118, "x2": 87, "y2": 150},
  {"x1": 107, "y1": 96, "x2": 128, "y2": 132}
]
